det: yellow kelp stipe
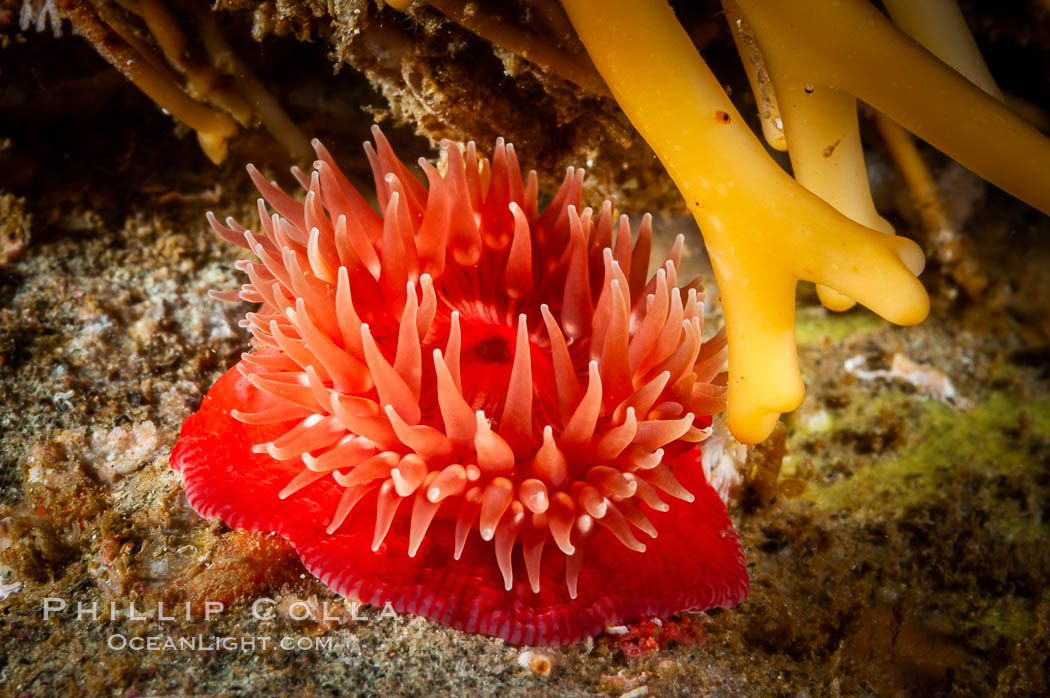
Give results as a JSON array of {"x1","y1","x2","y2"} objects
[
  {"x1": 731, "y1": 0, "x2": 1050, "y2": 215},
  {"x1": 562, "y1": 0, "x2": 1050, "y2": 444},
  {"x1": 560, "y1": 0, "x2": 928, "y2": 444}
]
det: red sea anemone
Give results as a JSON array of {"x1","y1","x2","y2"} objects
[{"x1": 170, "y1": 127, "x2": 749, "y2": 645}]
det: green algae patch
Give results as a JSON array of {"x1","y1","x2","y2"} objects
[
  {"x1": 799, "y1": 388, "x2": 1050, "y2": 525},
  {"x1": 795, "y1": 305, "x2": 888, "y2": 346},
  {"x1": 978, "y1": 596, "x2": 1037, "y2": 646}
]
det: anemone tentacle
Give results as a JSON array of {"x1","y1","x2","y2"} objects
[{"x1": 211, "y1": 127, "x2": 729, "y2": 596}]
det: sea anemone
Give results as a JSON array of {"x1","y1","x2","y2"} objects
[{"x1": 171, "y1": 127, "x2": 748, "y2": 645}]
